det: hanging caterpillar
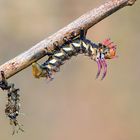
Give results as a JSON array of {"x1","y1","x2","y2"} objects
[
  {"x1": 0, "y1": 71, "x2": 24, "y2": 135},
  {"x1": 32, "y1": 29, "x2": 117, "y2": 80},
  {"x1": 5, "y1": 84, "x2": 24, "y2": 135}
]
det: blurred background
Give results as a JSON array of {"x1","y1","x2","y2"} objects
[{"x1": 0, "y1": 0, "x2": 140, "y2": 140}]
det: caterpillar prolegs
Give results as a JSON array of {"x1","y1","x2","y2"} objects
[{"x1": 32, "y1": 29, "x2": 117, "y2": 80}]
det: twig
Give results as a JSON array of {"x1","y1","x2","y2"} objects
[{"x1": 0, "y1": 0, "x2": 136, "y2": 80}]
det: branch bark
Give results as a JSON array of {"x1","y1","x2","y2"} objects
[{"x1": 0, "y1": 0, "x2": 136, "y2": 80}]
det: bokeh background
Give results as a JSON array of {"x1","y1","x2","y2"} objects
[{"x1": 0, "y1": 0, "x2": 140, "y2": 140}]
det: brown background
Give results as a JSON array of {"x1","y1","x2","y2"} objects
[{"x1": 0, "y1": 0, "x2": 140, "y2": 140}]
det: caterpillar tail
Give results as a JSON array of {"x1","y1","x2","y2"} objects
[
  {"x1": 32, "y1": 62, "x2": 47, "y2": 78},
  {"x1": 32, "y1": 62, "x2": 54, "y2": 80}
]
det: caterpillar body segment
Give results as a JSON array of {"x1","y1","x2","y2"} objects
[{"x1": 32, "y1": 29, "x2": 117, "y2": 80}]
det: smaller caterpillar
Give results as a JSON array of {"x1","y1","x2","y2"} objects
[
  {"x1": 5, "y1": 84, "x2": 24, "y2": 135},
  {"x1": 32, "y1": 29, "x2": 117, "y2": 80},
  {"x1": 0, "y1": 71, "x2": 24, "y2": 135}
]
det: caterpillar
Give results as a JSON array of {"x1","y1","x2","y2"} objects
[
  {"x1": 0, "y1": 71, "x2": 24, "y2": 135},
  {"x1": 5, "y1": 83, "x2": 24, "y2": 135},
  {"x1": 32, "y1": 29, "x2": 117, "y2": 80}
]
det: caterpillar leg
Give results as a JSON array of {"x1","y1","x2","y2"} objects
[
  {"x1": 53, "y1": 41, "x2": 61, "y2": 51},
  {"x1": 63, "y1": 37, "x2": 69, "y2": 43},
  {"x1": 79, "y1": 28, "x2": 87, "y2": 39},
  {"x1": 42, "y1": 47, "x2": 54, "y2": 56},
  {"x1": 42, "y1": 41, "x2": 61, "y2": 56},
  {"x1": 70, "y1": 31, "x2": 77, "y2": 38},
  {"x1": 46, "y1": 70, "x2": 54, "y2": 81}
]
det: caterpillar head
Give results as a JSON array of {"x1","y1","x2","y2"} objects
[{"x1": 100, "y1": 38, "x2": 117, "y2": 59}]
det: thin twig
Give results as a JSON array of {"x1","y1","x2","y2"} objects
[{"x1": 0, "y1": 0, "x2": 136, "y2": 80}]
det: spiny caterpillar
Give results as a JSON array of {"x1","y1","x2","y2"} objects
[
  {"x1": 32, "y1": 29, "x2": 117, "y2": 80},
  {"x1": 0, "y1": 71, "x2": 24, "y2": 135}
]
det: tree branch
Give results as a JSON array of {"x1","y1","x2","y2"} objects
[{"x1": 0, "y1": 0, "x2": 136, "y2": 80}]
